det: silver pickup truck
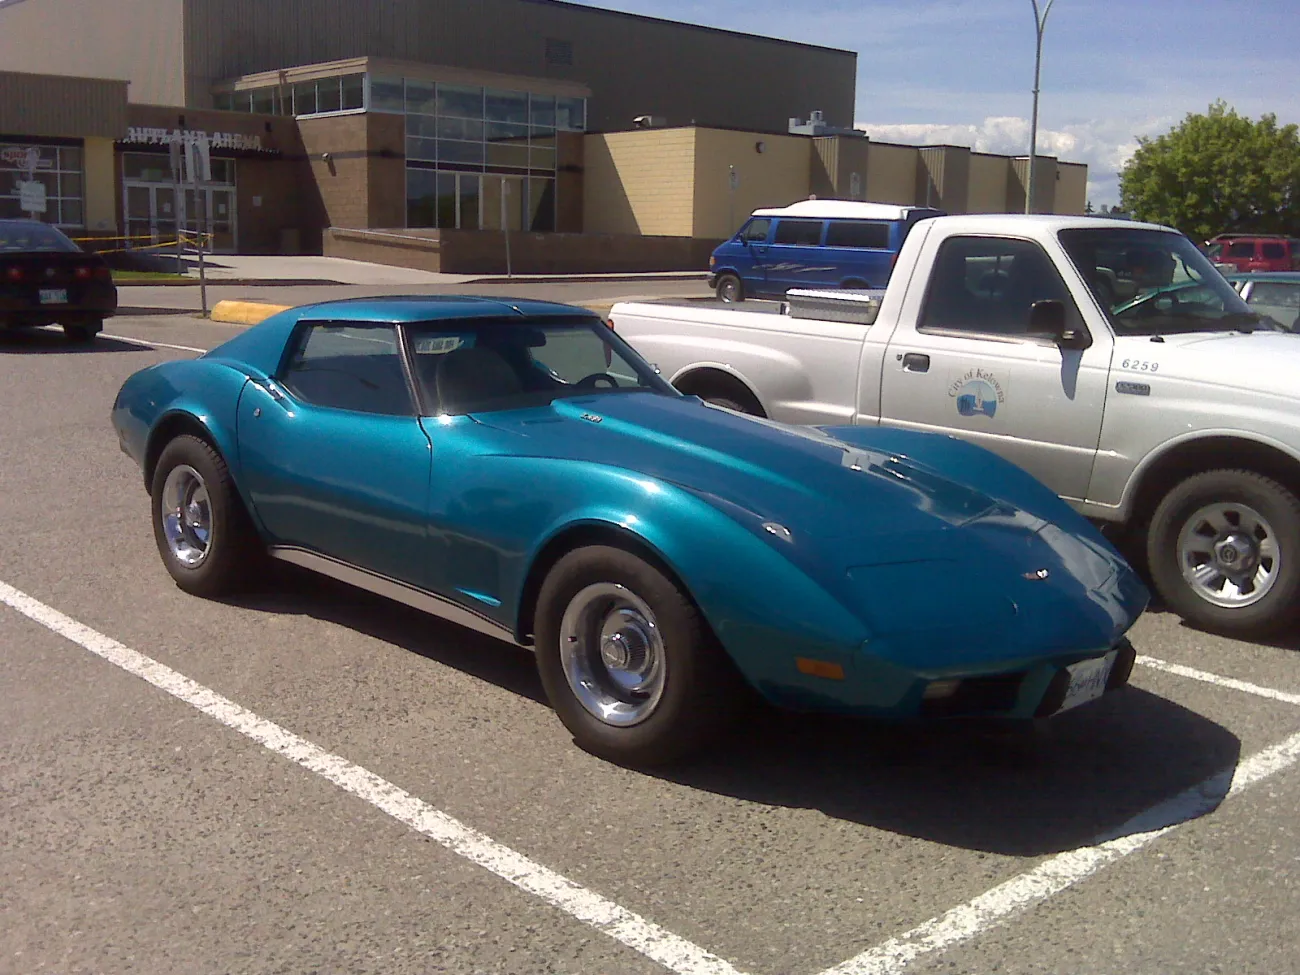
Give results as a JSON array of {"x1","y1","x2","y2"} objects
[{"x1": 610, "y1": 214, "x2": 1300, "y2": 640}]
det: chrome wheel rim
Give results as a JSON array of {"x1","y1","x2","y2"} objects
[
  {"x1": 559, "y1": 583, "x2": 666, "y2": 727},
  {"x1": 160, "y1": 464, "x2": 212, "y2": 567},
  {"x1": 718, "y1": 278, "x2": 739, "y2": 302},
  {"x1": 1177, "y1": 501, "x2": 1280, "y2": 608}
]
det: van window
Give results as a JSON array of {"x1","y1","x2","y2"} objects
[
  {"x1": 1262, "y1": 242, "x2": 1286, "y2": 259},
  {"x1": 741, "y1": 218, "x2": 771, "y2": 243},
  {"x1": 825, "y1": 221, "x2": 890, "y2": 249},
  {"x1": 772, "y1": 220, "x2": 824, "y2": 246},
  {"x1": 1227, "y1": 241, "x2": 1256, "y2": 258}
]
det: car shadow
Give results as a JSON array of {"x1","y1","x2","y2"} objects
[
  {"x1": 227, "y1": 568, "x2": 1242, "y2": 859},
  {"x1": 0, "y1": 328, "x2": 148, "y2": 354}
]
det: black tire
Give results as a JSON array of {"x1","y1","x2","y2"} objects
[
  {"x1": 676, "y1": 373, "x2": 765, "y2": 416},
  {"x1": 1147, "y1": 469, "x2": 1300, "y2": 638},
  {"x1": 150, "y1": 434, "x2": 264, "y2": 598},
  {"x1": 63, "y1": 321, "x2": 99, "y2": 343},
  {"x1": 534, "y1": 545, "x2": 748, "y2": 766},
  {"x1": 715, "y1": 273, "x2": 743, "y2": 303},
  {"x1": 841, "y1": 279, "x2": 870, "y2": 291}
]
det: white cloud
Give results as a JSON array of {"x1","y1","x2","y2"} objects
[{"x1": 854, "y1": 115, "x2": 1172, "y2": 206}]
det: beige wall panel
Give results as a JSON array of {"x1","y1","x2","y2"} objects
[
  {"x1": 967, "y1": 153, "x2": 1008, "y2": 212},
  {"x1": 692, "y1": 128, "x2": 810, "y2": 238},
  {"x1": 866, "y1": 142, "x2": 918, "y2": 205},
  {"x1": 0, "y1": 71, "x2": 129, "y2": 139},
  {"x1": 83, "y1": 136, "x2": 119, "y2": 231},
  {"x1": 182, "y1": 0, "x2": 854, "y2": 131},
  {"x1": 1055, "y1": 162, "x2": 1088, "y2": 214},
  {"x1": 583, "y1": 130, "x2": 695, "y2": 238},
  {"x1": 0, "y1": 0, "x2": 184, "y2": 105}
]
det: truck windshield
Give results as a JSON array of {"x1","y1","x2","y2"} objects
[{"x1": 1058, "y1": 227, "x2": 1279, "y2": 335}]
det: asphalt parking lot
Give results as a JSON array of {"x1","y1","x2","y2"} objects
[{"x1": 3, "y1": 308, "x2": 1299, "y2": 975}]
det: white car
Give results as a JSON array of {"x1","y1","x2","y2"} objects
[{"x1": 610, "y1": 214, "x2": 1300, "y2": 639}]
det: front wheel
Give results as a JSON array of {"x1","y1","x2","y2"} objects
[
  {"x1": 150, "y1": 435, "x2": 264, "y2": 598},
  {"x1": 1147, "y1": 469, "x2": 1300, "y2": 638},
  {"x1": 534, "y1": 545, "x2": 747, "y2": 766},
  {"x1": 63, "y1": 320, "x2": 101, "y2": 343},
  {"x1": 715, "y1": 273, "x2": 743, "y2": 304}
]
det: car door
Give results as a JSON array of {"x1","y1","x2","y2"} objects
[
  {"x1": 735, "y1": 217, "x2": 772, "y2": 296},
  {"x1": 764, "y1": 218, "x2": 826, "y2": 295},
  {"x1": 876, "y1": 233, "x2": 1112, "y2": 502},
  {"x1": 236, "y1": 320, "x2": 435, "y2": 587}
]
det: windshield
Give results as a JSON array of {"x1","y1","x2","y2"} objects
[
  {"x1": 0, "y1": 220, "x2": 81, "y2": 254},
  {"x1": 407, "y1": 317, "x2": 678, "y2": 415},
  {"x1": 1057, "y1": 227, "x2": 1275, "y2": 336}
]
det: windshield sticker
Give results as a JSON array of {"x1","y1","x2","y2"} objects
[
  {"x1": 949, "y1": 368, "x2": 1008, "y2": 418},
  {"x1": 415, "y1": 335, "x2": 467, "y2": 355}
]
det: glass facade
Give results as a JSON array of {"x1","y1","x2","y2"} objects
[
  {"x1": 213, "y1": 71, "x2": 586, "y2": 232},
  {"x1": 0, "y1": 143, "x2": 84, "y2": 227}
]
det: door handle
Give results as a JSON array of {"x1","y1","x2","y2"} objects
[{"x1": 901, "y1": 352, "x2": 930, "y2": 373}]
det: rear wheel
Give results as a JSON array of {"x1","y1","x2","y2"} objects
[
  {"x1": 715, "y1": 273, "x2": 743, "y2": 304},
  {"x1": 1147, "y1": 469, "x2": 1300, "y2": 638},
  {"x1": 534, "y1": 545, "x2": 747, "y2": 766},
  {"x1": 675, "y1": 372, "x2": 765, "y2": 416},
  {"x1": 150, "y1": 435, "x2": 264, "y2": 597},
  {"x1": 63, "y1": 320, "x2": 100, "y2": 343}
]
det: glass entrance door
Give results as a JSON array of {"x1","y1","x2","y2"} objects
[
  {"x1": 123, "y1": 182, "x2": 179, "y2": 250},
  {"x1": 181, "y1": 187, "x2": 237, "y2": 254}
]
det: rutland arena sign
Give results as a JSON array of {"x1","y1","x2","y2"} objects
[{"x1": 123, "y1": 127, "x2": 272, "y2": 153}]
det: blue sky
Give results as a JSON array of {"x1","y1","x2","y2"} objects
[{"x1": 584, "y1": 0, "x2": 1300, "y2": 205}]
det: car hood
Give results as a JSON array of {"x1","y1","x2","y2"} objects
[{"x1": 1114, "y1": 330, "x2": 1300, "y2": 399}]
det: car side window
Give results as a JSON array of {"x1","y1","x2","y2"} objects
[
  {"x1": 1227, "y1": 241, "x2": 1255, "y2": 258},
  {"x1": 1245, "y1": 282, "x2": 1300, "y2": 329},
  {"x1": 279, "y1": 322, "x2": 413, "y2": 416},
  {"x1": 741, "y1": 218, "x2": 771, "y2": 243},
  {"x1": 919, "y1": 236, "x2": 1084, "y2": 338},
  {"x1": 772, "y1": 219, "x2": 824, "y2": 246},
  {"x1": 825, "y1": 220, "x2": 890, "y2": 249},
  {"x1": 1262, "y1": 242, "x2": 1286, "y2": 259}
]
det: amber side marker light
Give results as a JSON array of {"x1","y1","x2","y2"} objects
[{"x1": 795, "y1": 657, "x2": 845, "y2": 680}]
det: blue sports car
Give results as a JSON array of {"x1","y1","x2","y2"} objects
[{"x1": 112, "y1": 296, "x2": 1149, "y2": 765}]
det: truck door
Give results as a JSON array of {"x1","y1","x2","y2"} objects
[{"x1": 876, "y1": 233, "x2": 1112, "y2": 502}]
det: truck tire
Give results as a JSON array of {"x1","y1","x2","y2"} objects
[
  {"x1": 534, "y1": 545, "x2": 747, "y2": 766},
  {"x1": 1147, "y1": 469, "x2": 1300, "y2": 638},
  {"x1": 676, "y1": 373, "x2": 765, "y2": 416},
  {"x1": 715, "y1": 273, "x2": 743, "y2": 303}
]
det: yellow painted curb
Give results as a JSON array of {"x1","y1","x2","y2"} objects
[{"x1": 210, "y1": 300, "x2": 292, "y2": 326}]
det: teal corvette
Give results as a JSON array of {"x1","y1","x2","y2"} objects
[{"x1": 112, "y1": 296, "x2": 1148, "y2": 765}]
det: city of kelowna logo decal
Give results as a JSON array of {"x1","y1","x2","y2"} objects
[{"x1": 949, "y1": 368, "x2": 1006, "y2": 418}]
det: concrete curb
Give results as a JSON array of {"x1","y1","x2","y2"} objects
[
  {"x1": 461, "y1": 272, "x2": 709, "y2": 285},
  {"x1": 210, "y1": 300, "x2": 292, "y2": 325}
]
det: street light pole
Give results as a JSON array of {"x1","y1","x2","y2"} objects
[{"x1": 1025, "y1": 0, "x2": 1056, "y2": 214}]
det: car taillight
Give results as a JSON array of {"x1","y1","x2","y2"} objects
[
  {"x1": 75, "y1": 266, "x2": 91, "y2": 279},
  {"x1": 75, "y1": 265, "x2": 111, "y2": 281},
  {"x1": 4, "y1": 267, "x2": 22, "y2": 282}
]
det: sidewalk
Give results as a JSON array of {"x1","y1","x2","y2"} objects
[{"x1": 124, "y1": 254, "x2": 708, "y2": 287}]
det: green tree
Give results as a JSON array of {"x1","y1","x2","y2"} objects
[{"x1": 1119, "y1": 101, "x2": 1300, "y2": 241}]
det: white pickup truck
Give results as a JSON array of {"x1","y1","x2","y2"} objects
[{"x1": 610, "y1": 214, "x2": 1300, "y2": 640}]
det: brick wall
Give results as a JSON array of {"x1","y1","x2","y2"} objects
[{"x1": 583, "y1": 129, "x2": 696, "y2": 237}]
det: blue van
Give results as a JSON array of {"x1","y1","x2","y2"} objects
[{"x1": 707, "y1": 200, "x2": 945, "y2": 302}]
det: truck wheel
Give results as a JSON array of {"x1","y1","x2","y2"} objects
[
  {"x1": 676, "y1": 373, "x2": 765, "y2": 416},
  {"x1": 150, "y1": 435, "x2": 265, "y2": 598},
  {"x1": 715, "y1": 273, "x2": 743, "y2": 303},
  {"x1": 534, "y1": 545, "x2": 746, "y2": 766},
  {"x1": 1147, "y1": 469, "x2": 1300, "y2": 638}
]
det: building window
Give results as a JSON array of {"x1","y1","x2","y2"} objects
[{"x1": 0, "y1": 143, "x2": 85, "y2": 228}]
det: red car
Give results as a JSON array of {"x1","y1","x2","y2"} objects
[
  {"x1": 0, "y1": 219, "x2": 118, "y2": 343},
  {"x1": 1205, "y1": 234, "x2": 1300, "y2": 273}
]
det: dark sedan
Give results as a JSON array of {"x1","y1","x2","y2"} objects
[{"x1": 0, "y1": 219, "x2": 118, "y2": 342}]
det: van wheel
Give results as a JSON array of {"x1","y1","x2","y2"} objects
[
  {"x1": 716, "y1": 273, "x2": 743, "y2": 303},
  {"x1": 842, "y1": 279, "x2": 870, "y2": 291},
  {"x1": 1147, "y1": 469, "x2": 1300, "y2": 638}
]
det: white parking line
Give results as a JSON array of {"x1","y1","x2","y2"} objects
[
  {"x1": 102, "y1": 333, "x2": 209, "y2": 354},
  {"x1": 0, "y1": 580, "x2": 749, "y2": 975},
  {"x1": 819, "y1": 727, "x2": 1300, "y2": 975},
  {"x1": 1137, "y1": 654, "x2": 1300, "y2": 707}
]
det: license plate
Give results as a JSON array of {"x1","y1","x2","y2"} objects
[
  {"x1": 39, "y1": 288, "x2": 68, "y2": 304},
  {"x1": 1058, "y1": 651, "x2": 1116, "y2": 713}
]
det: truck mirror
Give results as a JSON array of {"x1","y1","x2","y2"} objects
[{"x1": 1029, "y1": 299, "x2": 1090, "y2": 350}]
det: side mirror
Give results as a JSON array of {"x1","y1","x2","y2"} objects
[{"x1": 1029, "y1": 299, "x2": 1090, "y2": 350}]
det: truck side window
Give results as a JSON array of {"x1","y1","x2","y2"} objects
[
  {"x1": 772, "y1": 220, "x2": 824, "y2": 246},
  {"x1": 825, "y1": 221, "x2": 890, "y2": 249},
  {"x1": 919, "y1": 236, "x2": 1083, "y2": 337},
  {"x1": 741, "y1": 219, "x2": 771, "y2": 243}
]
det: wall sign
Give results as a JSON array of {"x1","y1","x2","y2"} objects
[{"x1": 124, "y1": 127, "x2": 268, "y2": 152}]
